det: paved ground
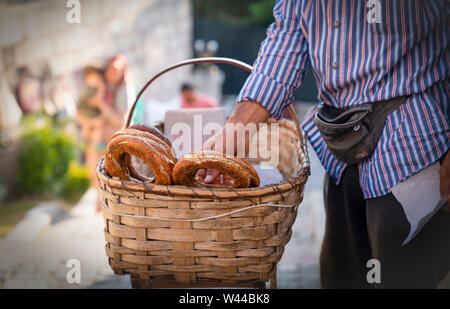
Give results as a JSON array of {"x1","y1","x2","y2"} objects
[{"x1": 0, "y1": 191, "x2": 115, "y2": 288}]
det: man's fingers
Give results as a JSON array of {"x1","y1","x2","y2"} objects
[
  {"x1": 212, "y1": 174, "x2": 224, "y2": 184},
  {"x1": 223, "y1": 175, "x2": 233, "y2": 185},
  {"x1": 196, "y1": 168, "x2": 206, "y2": 180},
  {"x1": 204, "y1": 169, "x2": 220, "y2": 184}
]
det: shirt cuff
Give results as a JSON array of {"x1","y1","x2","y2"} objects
[{"x1": 236, "y1": 71, "x2": 294, "y2": 120}]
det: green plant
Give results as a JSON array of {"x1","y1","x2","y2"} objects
[
  {"x1": 248, "y1": 0, "x2": 276, "y2": 27},
  {"x1": 61, "y1": 161, "x2": 90, "y2": 202},
  {"x1": 193, "y1": 0, "x2": 275, "y2": 26},
  {"x1": 17, "y1": 116, "x2": 76, "y2": 196}
]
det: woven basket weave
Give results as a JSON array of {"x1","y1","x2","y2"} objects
[{"x1": 97, "y1": 58, "x2": 310, "y2": 288}]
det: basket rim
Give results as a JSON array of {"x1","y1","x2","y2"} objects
[
  {"x1": 97, "y1": 159, "x2": 309, "y2": 198},
  {"x1": 96, "y1": 119, "x2": 310, "y2": 199}
]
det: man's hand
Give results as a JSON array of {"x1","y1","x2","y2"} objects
[
  {"x1": 440, "y1": 151, "x2": 450, "y2": 211},
  {"x1": 197, "y1": 101, "x2": 271, "y2": 184}
]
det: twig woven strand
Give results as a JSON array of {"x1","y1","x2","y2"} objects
[{"x1": 101, "y1": 198, "x2": 297, "y2": 222}]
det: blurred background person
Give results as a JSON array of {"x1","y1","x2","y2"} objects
[
  {"x1": 180, "y1": 83, "x2": 219, "y2": 109},
  {"x1": 76, "y1": 65, "x2": 105, "y2": 144},
  {"x1": 93, "y1": 54, "x2": 133, "y2": 144},
  {"x1": 78, "y1": 54, "x2": 136, "y2": 210},
  {"x1": 15, "y1": 67, "x2": 42, "y2": 114}
]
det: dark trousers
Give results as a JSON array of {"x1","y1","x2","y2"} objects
[{"x1": 320, "y1": 165, "x2": 450, "y2": 289}]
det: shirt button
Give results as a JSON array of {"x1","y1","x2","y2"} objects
[
  {"x1": 332, "y1": 63, "x2": 338, "y2": 69},
  {"x1": 334, "y1": 21, "x2": 340, "y2": 28}
]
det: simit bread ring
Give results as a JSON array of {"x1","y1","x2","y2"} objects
[
  {"x1": 231, "y1": 155, "x2": 260, "y2": 187},
  {"x1": 112, "y1": 128, "x2": 176, "y2": 163},
  {"x1": 110, "y1": 126, "x2": 177, "y2": 182},
  {"x1": 128, "y1": 123, "x2": 173, "y2": 148},
  {"x1": 104, "y1": 134, "x2": 174, "y2": 184},
  {"x1": 172, "y1": 150, "x2": 260, "y2": 188}
]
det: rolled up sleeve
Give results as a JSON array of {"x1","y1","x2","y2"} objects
[{"x1": 236, "y1": 0, "x2": 309, "y2": 119}]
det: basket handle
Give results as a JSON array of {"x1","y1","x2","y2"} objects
[{"x1": 125, "y1": 57, "x2": 302, "y2": 140}]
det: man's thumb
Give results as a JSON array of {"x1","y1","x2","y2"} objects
[{"x1": 204, "y1": 169, "x2": 220, "y2": 183}]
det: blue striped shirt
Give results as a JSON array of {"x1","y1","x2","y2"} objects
[{"x1": 237, "y1": 0, "x2": 450, "y2": 198}]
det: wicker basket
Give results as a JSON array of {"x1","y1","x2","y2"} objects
[{"x1": 97, "y1": 57, "x2": 310, "y2": 289}]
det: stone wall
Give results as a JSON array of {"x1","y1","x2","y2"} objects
[{"x1": 0, "y1": 0, "x2": 193, "y2": 103}]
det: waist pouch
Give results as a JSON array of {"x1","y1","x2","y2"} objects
[{"x1": 313, "y1": 96, "x2": 406, "y2": 165}]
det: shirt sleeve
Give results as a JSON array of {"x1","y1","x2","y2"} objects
[{"x1": 236, "y1": 0, "x2": 309, "y2": 119}]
